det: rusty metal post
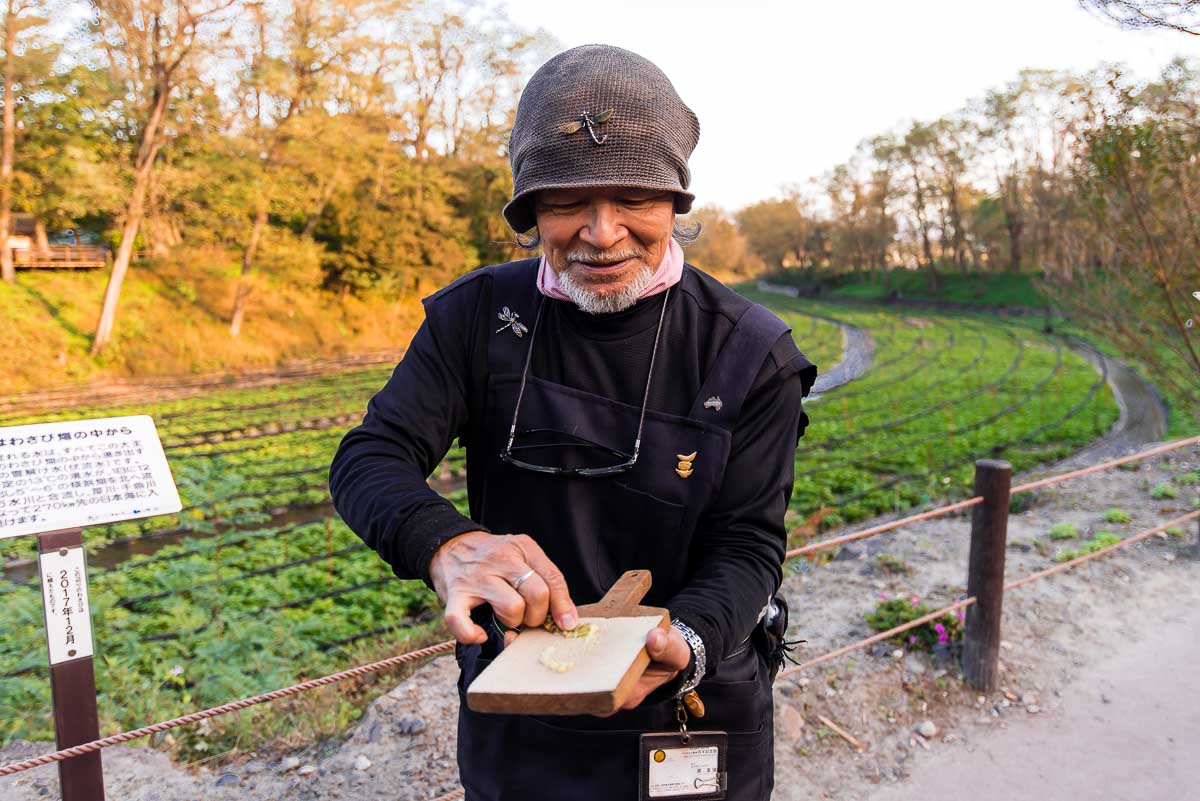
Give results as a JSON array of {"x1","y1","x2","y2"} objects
[
  {"x1": 38, "y1": 527, "x2": 105, "y2": 801},
  {"x1": 962, "y1": 460, "x2": 1012, "y2": 692}
]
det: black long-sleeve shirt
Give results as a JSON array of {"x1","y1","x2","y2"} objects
[{"x1": 328, "y1": 261, "x2": 817, "y2": 675}]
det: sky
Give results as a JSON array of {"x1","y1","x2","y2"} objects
[{"x1": 498, "y1": 0, "x2": 1193, "y2": 211}]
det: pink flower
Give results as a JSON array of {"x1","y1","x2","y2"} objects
[
  {"x1": 910, "y1": 596, "x2": 920, "y2": 606},
  {"x1": 955, "y1": 609, "x2": 965, "y2": 621},
  {"x1": 934, "y1": 623, "x2": 948, "y2": 644},
  {"x1": 908, "y1": 635, "x2": 918, "y2": 644},
  {"x1": 879, "y1": 592, "x2": 890, "y2": 600}
]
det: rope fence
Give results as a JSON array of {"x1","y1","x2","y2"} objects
[
  {"x1": 781, "y1": 507, "x2": 1199, "y2": 677},
  {"x1": 1, "y1": 434, "x2": 1197, "y2": 795},
  {"x1": 786, "y1": 433, "x2": 1200, "y2": 559},
  {"x1": 0, "y1": 641, "x2": 457, "y2": 777}
]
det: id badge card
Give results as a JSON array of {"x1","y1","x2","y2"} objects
[{"x1": 639, "y1": 731, "x2": 727, "y2": 800}]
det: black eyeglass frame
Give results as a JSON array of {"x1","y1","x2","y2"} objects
[{"x1": 499, "y1": 286, "x2": 671, "y2": 478}]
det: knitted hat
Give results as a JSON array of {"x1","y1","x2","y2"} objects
[{"x1": 502, "y1": 44, "x2": 701, "y2": 234}]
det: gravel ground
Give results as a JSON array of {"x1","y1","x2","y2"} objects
[{"x1": 863, "y1": 595, "x2": 1200, "y2": 801}]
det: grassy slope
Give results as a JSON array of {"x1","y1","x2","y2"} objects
[{"x1": 0, "y1": 246, "x2": 425, "y2": 394}]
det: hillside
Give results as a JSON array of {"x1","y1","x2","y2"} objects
[{"x1": 0, "y1": 248, "x2": 426, "y2": 394}]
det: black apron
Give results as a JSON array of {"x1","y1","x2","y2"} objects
[{"x1": 455, "y1": 263, "x2": 787, "y2": 801}]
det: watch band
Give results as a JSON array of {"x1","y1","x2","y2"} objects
[{"x1": 670, "y1": 618, "x2": 706, "y2": 696}]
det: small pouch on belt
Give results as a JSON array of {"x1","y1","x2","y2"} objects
[{"x1": 751, "y1": 593, "x2": 805, "y2": 682}]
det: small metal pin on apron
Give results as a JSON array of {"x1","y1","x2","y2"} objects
[
  {"x1": 675, "y1": 451, "x2": 696, "y2": 479},
  {"x1": 703, "y1": 396, "x2": 723, "y2": 411},
  {"x1": 496, "y1": 306, "x2": 528, "y2": 338}
]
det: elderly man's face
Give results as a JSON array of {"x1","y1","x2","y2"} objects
[{"x1": 533, "y1": 186, "x2": 675, "y2": 314}]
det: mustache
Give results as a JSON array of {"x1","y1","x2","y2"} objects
[{"x1": 564, "y1": 248, "x2": 645, "y2": 264}]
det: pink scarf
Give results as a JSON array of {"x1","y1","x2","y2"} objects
[{"x1": 535, "y1": 237, "x2": 685, "y2": 302}]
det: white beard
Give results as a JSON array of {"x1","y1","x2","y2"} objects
[{"x1": 557, "y1": 264, "x2": 655, "y2": 314}]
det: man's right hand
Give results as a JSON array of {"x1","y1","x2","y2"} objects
[{"x1": 429, "y1": 531, "x2": 578, "y2": 645}]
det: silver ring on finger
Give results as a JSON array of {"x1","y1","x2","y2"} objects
[{"x1": 511, "y1": 568, "x2": 536, "y2": 591}]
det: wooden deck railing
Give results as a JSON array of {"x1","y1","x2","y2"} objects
[{"x1": 13, "y1": 246, "x2": 108, "y2": 269}]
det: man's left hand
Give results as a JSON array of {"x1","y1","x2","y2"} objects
[
  {"x1": 500, "y1": 622, "x2": 693, "y2": 715},
  {"x1": 596, "y1": 625, "x2": 692, "y2": 716}
]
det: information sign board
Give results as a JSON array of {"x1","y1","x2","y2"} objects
[{"x1": 0, "y1": 415, "x2": 181, "y2": 539}]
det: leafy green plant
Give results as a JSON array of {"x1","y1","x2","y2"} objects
[
  {"x1": 1054, "y1": 531, "x2": 1122, "y2": 562},
  {"x1": 875, "y1": 553, "x2": 913, "y2": 576},
  {"x1": 1103, "y1": 508, "x2": 1131, "y2": 524},
  {"x1": 1048, "y1": 522, "x2": 1079, "y2": 540},
  {"x1": 818, "y1": 511, "x2": 845, "y2": 531},
  {"x1": 865, "y1": 596, "x2": 963, "y2": 652},
  {"x1": 1150, "y1": 482, "x2": 1179, "y2": 500},
  {"x1": 1173, "y1": 471, "x2": 1200, "y2": 486}
]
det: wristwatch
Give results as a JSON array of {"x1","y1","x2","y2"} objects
[{"x1": 670, "y1": 618, "x2": 706, "y2": 697}]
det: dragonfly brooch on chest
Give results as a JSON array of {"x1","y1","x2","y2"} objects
[{"x1": 496, "y1": 306, "x2": 529, "y2": 338}]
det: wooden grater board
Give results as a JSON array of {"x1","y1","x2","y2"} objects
[{"x1": 465, "y1": 570, "x2": 669, "y2": 716}]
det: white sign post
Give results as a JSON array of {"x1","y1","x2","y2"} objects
[{"x1": 1, "y1": 415, "x2": 181, "y2": 801}]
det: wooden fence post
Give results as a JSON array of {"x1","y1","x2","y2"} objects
[{"x1": 962, "y1": 459, "x2": 1012, "y2": 692}]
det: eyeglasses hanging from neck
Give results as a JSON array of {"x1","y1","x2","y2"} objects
[{"x1": 499, "y1": 287, "x2": 671, "y2": 478}]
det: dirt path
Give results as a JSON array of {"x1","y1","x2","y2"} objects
[
  {"x1": 805, "y1": 320, "x2": 873, "y2": 401},
  {"x1": 1048, "y1": 334, "x2": 1170, "y2": 467},
  {"x1": 864, "y1": 598, "x2": 1200, "y2": 801}
]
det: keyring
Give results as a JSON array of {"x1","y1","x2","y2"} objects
[{"x1": 512, "y1": 568, "x2": 536, "y2": 591}]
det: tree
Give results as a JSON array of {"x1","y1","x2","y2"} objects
[
  {"x1": 978, "y1": 87, "x2": 1028, "y2": 274},
  {"x1": 679, "y1": 205, "x2": 764, "y2": 279},
  {"x1": 88, "y1": 0, "x2": 237, "y2": 356},
  {"x1": 864, "y1": 135, "x2": 900, "y2": 274},
  {"x1": 0, "y1": 0, "x2": 55, "y2": 283},
  {"x1": 897, "y1": 122, "x2": 940, "y2": 288},
  {"x1": 1044, "y1": 62, "x2": 1200, "y2": 406},
  {"x1": 227, "y1": 0, "x2": 377, "y2": 337},
  {"x1": 736, "y1": 197, "x2": 812, "y2": 271},
  {"x1": 315, "y1": 149, "x2": 478, "y2": 299},
  {"x1": 929, "y1": 116, "x2": 975, "y2": 272},
  {"x1": 15, "y1": 62, "x2": 127, "y2": 249}
]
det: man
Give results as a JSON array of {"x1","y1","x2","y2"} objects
[{"x1": 329, "y1": 44, "x2": 817, "y2": 801}]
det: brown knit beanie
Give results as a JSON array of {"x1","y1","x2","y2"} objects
[{"x1": 502, "y1": 43, "x2": 701, "y2": 234}]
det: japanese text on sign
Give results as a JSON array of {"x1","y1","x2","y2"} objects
[
  {"x1": 39, "y1": 546, "x2": 95, "y2": 664},
  {"x1": 0, "y1": 415, "x2": 181, "y2": 539}
]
